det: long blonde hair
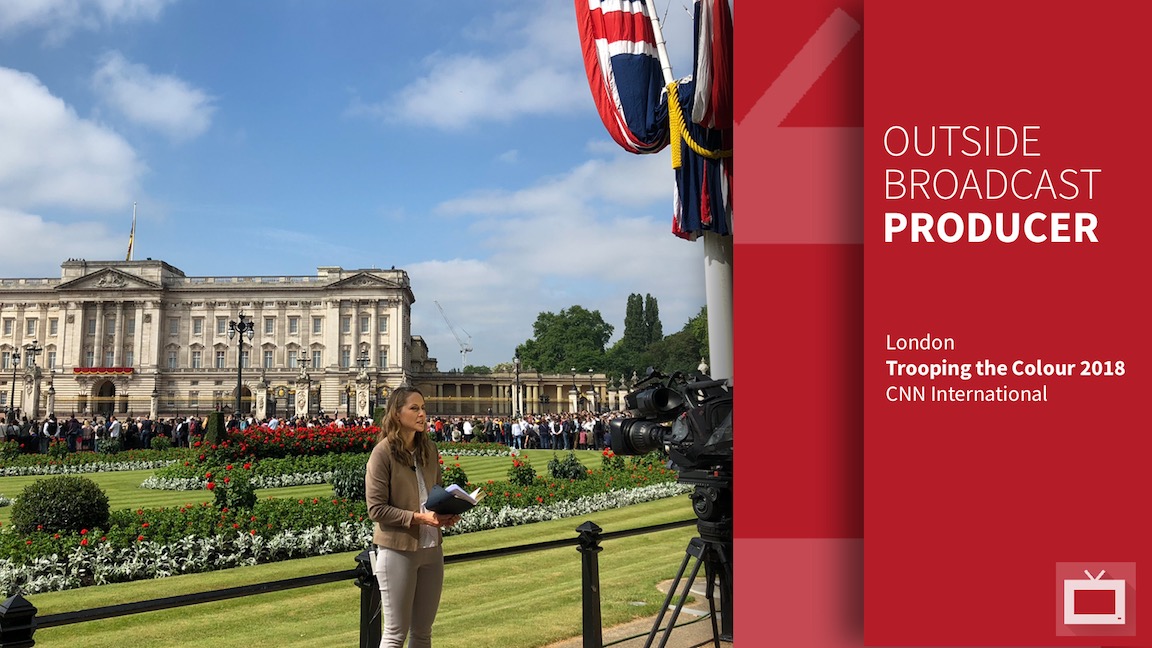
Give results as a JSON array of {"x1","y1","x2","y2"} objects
[{"x1": 379, "y1": 386, "x2": 435, "y2": 466}]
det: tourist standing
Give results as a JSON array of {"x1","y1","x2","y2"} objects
[{"x1": 365, "y1": 387, "x2": 459, "y2": 648}]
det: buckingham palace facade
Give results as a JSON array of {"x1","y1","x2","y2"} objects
[
  {"x1": 0, "y1": 259, "x2": 422, "y2": 420},
  {"x1": 1, "y1": 259, "x2": 617, "y2": 422}
]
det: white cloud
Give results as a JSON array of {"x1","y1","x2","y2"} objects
[
  {"x1": 92, "y1": 51, "x2": 215, "y2": 141},
  {"x1": 0, "y1": 208, "x2": 125, "y2": 277},
  {"x1": 0, "y1": 66, "x2": 142, "y2": 211},
  {"x1": 408, "y1": 151, "x2": 705, "y2": 368},
  {"x1": 353, "y1": 4, "x2": 592, "y2": 129},
  {"x1": 0, "y1": 0, "x2": 174, "y2": 42}
]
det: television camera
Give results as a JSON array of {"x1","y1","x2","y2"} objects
[{"x1": 608, "y1": 370, "x2": 733, "y2": 644}]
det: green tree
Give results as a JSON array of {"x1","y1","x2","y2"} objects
[
  {"x1": 639, "y1": 306, "x2": 708, "y2": 376},
  {"x1": 462, "y1": 365, "x2": 492, "y2": 374},
  {"x1": 643, "y1": 293, "x2": 663, "y2": 344},
  {"x1": 516, "y1": 306, "x2": 613, "y2": 373}
]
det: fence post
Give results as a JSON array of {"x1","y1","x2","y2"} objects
[
  {"x1": 576, "y1": 521, "x2": 603, "y2": 648},
  {"x1": 0, "y1": 593, "x2": 37, "y2": 648},
  {"x1": 354, "y1": 548, "x2": 381, "y2": 648}
]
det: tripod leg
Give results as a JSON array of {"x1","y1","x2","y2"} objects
[
  {"x1": 702, "y1": 557, "x2": 721, "y2": 648},
  {"x1": 653, "y1": 539, "x2": 708, "y2": 648},
  {"x1": 644, "y1": 549, "x2": 694, "y2": 648}
]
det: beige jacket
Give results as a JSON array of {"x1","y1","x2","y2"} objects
[{"x1": 365, "y1": 437, "x2": 443, "y2": 551}]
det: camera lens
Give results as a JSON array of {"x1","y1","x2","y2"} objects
[{"x1": 610, "y1": 418, "x2": 667, "y2": 456}]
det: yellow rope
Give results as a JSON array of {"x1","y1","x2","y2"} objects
[{"x1": 668, "y1": 81, "x2": 732, "y2": 170}]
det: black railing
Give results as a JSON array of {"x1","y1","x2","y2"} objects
[{"x1": 0, "y1": 519, "x2": 694, "y2": 647}]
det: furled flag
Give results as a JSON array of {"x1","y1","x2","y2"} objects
[
  {"x1": 672, "y1": 0, "x2": 732, "y2": 239},
  {"x1": 574, "y1": 0, "x2": 669, "y2": 154},
  {"x1": 690, "y1": 0, "x2": 732, "y2": 130}
]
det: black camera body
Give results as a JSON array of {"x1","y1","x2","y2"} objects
[{"x1": 609, "y1": 371, "x2": 732, "y2": 473}]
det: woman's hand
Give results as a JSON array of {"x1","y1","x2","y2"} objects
[
  {"x1": 435, "y1": 513, "x2": 461, "y2": 528},
  {"x1": 413, "y1": 511, "x2": 460, "y2": 528}
]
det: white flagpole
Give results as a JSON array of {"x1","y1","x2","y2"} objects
[
  {"x1": 647, "y1": 1, "x2": 734, "y2": 384},
  {"x1": 126, "y1": 202, "x2": 137, "y2": 261}
]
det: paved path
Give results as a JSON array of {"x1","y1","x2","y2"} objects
[{"x1": 542, "y1": 580, "x2": 733, "y2": 648}]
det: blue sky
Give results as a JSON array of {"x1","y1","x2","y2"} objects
[{"x1": 0, "y1": 0, "x2": 706, "y2": 370}]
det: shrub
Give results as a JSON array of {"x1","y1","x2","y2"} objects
[
  {"x1": 204, "y1": 412, "x2": 225, "y2": 446},
  {"x1": 98, "y1": 438, "x2": 122, "y2": 455},
  {"x1": 547, "y1": 452, "x2": 589, "y2": 480},
  {"x1": 10, "y1": 475, "x2": 110, "y2": 534},
  {"x1": 601, "y1": 448, "x2": 625, "y2": 471},
  {"x1": 332, "y1": 466, "x2": 366, "y2": 501},
  {"x1": 47, "y1": 439, "x2": 70, "y2": 459},
  {"x1": 507, "y1": 455, "x2": 536, "y2": 487},
  {"x1": 442, "y1": 462, "x2": 468, "y2": 488},
  {"x1": 628, "y1": 451, "x2": 666, "y2": 470},
  {"x1": 0, "y1": 440, "x2": 20, "y2": 462},
  {"x1": 150, "y1": 434, "x2": 172, "y2": 451},
  {"x1": 211, "y1": 471, "x2": 257, "y2": 511}
]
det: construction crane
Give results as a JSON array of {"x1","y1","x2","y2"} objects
[{"x1": 434, "y1": 300, "x2": 473, "y2": 370}]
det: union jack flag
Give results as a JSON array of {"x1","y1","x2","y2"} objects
[{"x1": 574, "y1": 0, "x2": 669, "y2": 154}]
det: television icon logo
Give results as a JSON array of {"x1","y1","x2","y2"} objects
[{"x1": 1064, "y1": 570, "x2": 1125, "y2": 625}]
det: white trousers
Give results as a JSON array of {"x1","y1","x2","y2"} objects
[{"x1": 374, "y1": 545, "x2": 444, "y2": 648}]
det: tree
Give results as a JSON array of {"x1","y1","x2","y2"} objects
[
  {"x1": 516, "y1": 306, "x2": 613, "y2": 374},
  {"x1": 462, "y1": 365, "x2": 492, "y2": 374},
  {"x1": 639, "y1": 306, "x2": 708, "y2": 376},
  {"x1": 643, "y1": 293, "x2": 663, "y2": 344}
]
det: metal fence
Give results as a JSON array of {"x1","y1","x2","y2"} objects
[{"x1": 0, "y1": 519, "x2": 694, "y2": 648}]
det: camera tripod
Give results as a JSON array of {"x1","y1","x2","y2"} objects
[
  {"x1": 644, "y1": 471, "x2": 733, "y2": 648},
  {"x1": 643, "y1": 534, "x2": 732, "y2": 648}
]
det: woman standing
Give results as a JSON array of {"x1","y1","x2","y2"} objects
[{"x1": 366, "y1": 387, "x2": 459, "y2": 648}]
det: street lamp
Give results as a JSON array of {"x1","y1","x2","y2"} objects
[
  {"x1": 227, "y1": 313, "x2": 255, "y2": 415},
  {"x1": 513, "y1": 351, "x2": 521, "y2": 417},
  {"x1": 24, "y1": 340, "x2": 42, "y2": 368},
  {"x1": 588, "y1": 368, "x2": 594, "y2": 412},
  {"x1": 571, "y1": 367, "x2": 577, "y2": 411},
  {"x1": 7, "y1": 348, "x2": 20, "y2": 420}
]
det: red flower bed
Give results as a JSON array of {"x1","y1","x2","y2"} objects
[{"x1": 206, "y1": 423, "x2": 380, "y2": 461}]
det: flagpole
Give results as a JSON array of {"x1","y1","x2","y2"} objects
[
  {"x1": 647, "y1": 2, "x2": 734, "y2": 385},
  {"x1": 126, "y1": 202, "x2": 136, "y2": 261},
  {"x1": 647, "y1": 2, "x2": 675, "y2": 87}
]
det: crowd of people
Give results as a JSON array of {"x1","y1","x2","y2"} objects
[
  {"x1": 1, "y1": 408, "x2": 618, "y2": 455},
  {"x1": 426, "y1": 411, "x2": 614, "y2": 451}
]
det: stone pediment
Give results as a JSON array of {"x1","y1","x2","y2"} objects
[
  {"x1": 56, "y1": 268, "x2": 163, "y2": 292},
  {"x1": 327, "y1": 272, "x2": 403, "y2": 291}
]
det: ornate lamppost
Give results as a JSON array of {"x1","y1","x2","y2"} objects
[
  {"x1": 588, "y1": 367, "x2": 595, "y2": 413},
  {"x1": 513, "y1": 351, "x2": 521, "y2": 418},
  {"x1": 24, "y1": 340, "x2": 42, "y2": 368},
  {"x1": 571, "y1": 366, "x2": 577, "y2": 411},
  {"x1": 7, "y1": 348, "x2": 20, "y2": 420},
  {"x1": 227, "y1": 313, "x2": 255, "y2": 414}
]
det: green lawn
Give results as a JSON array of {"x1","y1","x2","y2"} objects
[
  {"x1": 0, "y1": 448, "x2": 614, "y2": 525},
  {"x1": 2, "y1": 451, "x2": 698, "y2": 647},
  {"x1": 27, "y1": 497, "x2": 696, "y2": 648}
]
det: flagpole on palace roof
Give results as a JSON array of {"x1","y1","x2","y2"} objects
[
  {"x1": 126, "y1": 202, "x2": 136, "y2": 262},
  {"x1": 646, "y1": 2, "x2": 734, "y2": 385}
]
